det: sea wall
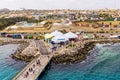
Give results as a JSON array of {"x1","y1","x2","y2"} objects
[{"x1": 52, "y1": 39, "x2": 120, "y2": 64}]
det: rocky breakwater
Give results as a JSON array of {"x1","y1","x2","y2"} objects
[
  {"x1": 52, "y1": 39, "x2": 120, "y2": 64},
  {"x1": 52, "y1": 42, "x2": 95, "y2": 64},
  {"x1": 12, "y1": 40, "x2": 50, "y2": 62}
]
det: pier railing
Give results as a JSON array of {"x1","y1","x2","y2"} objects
[
  {"x1": 33, "y1": 54, "x2": 53, "y2": 80},
  {"x1": 12, "y1": 53, "x2": 54, "y2": 80},
  {"x1": 12, "y1": 54, "x2": 40, "y2": 80}
]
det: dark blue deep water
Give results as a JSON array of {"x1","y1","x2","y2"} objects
[{"x1": 39, "y1": 43, "x2": 120, "y2": 80}]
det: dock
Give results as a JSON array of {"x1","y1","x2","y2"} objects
[
  {"x1": 9, "y1": 39, "x2": 53, "y2": 80},
  {"x1": 12, "y1": 53, "x2": 53, "y2": 80},
  {"x1": 0, "y1": 37, "x2": 54, "y2": 80}
]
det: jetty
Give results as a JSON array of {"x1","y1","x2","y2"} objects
[
  {"x1": 11, "y1": 40, "x2": 53, "y2": 80},
  {"x1": 12, "y1": 53, "x2": 53, "y2": 80},
  {"x1": 0, "y1": 37, "x2": 53, "y2": 80}
]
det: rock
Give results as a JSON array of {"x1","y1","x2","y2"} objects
[
  {"x1": 52, "y1": 40, "x2": 120, "y2": 64},
  {"x1": 12, "y1": 40, "x2": 49, "y2": 62}
]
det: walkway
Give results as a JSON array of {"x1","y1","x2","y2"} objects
[{"x1": 13, "y1": 53, "x2": 53, "y2": 80}]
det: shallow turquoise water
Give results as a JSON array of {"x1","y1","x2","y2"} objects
[
  {"x1": 0, "y1": 44, "x2": 27, "y2": 80},
  {"x1": 39, "y1": 43, "x2": 120, "y2": 80}
]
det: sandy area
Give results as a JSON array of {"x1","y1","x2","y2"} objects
[{"x1": 1, "y1": 21, "x2": 120, "y2": 34}]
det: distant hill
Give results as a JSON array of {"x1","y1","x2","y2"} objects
[{"x1": 0, "y1": 8, "x2": 10, "y2": 14}]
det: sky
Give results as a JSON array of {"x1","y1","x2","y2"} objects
[{"x1": 0, "y1": 0, "x2": 119, "y2": 10}]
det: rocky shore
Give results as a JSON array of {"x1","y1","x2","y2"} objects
[
  {"x1": 0, "y1": 39, "x2": 34, "y2": 62},
  {"x1": 12, "y1": 40, "x2": 39, "y2": 62},
  {"x1": 52, "y1": 39, "x2": 120, "y2": 64},
  {"x1": 12, "y1": 40, "x2": 49, "y2": 62},
  {"x1": 52, "y1": 42, "x2": 95, "y2": 64},
  {"x1": 11, "y1": 42, "x2": 31, "y2": 62},
  {"x1": 1, "y1": 38, "x2": 120, "y2": 64}
]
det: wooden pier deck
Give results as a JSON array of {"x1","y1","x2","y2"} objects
[{"x1": 12, "y1": 53, "x2": 53, "y2": 80}]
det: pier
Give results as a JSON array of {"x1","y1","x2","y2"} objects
[
  {"x1": 0, "y1": 37, "x2": 53, "y2": 80},
  {"x1": 12, "y1": 53, "x2": 53, "y2": 80},
  {"x1": 2, "y1": 37, "x2": 120, "y2": 80},
  {"x1": 11, "y1": 39, "x2": 53, "y2": 80}
]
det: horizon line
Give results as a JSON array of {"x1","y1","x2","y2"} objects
[{"x1": 1, "y1": 8, "x2": 120, "y2": 11}]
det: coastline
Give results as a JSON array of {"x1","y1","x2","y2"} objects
[
  {"x1": 12, "y1": 40, "x2": 49, "y2": 62},
  {"x1": 1, "y1": 38, "x2": 120, "y2": 80},
  {"x1": 0, "y1": 44, "x2": 27, "y2": 80},
  {"x1": 0, "y1": 39, "x2": 30, "y2": 61},
  {"x1": 11, "y1": 42, "x2": 30, "y2": 62},
  {"x1": 1, "y1": 38, "x2": 120, "y2": 64},
  {"x1": 52, "y1": 39, "x2": 120, "y2": 64}
]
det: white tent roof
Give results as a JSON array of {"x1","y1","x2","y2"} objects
[
  {"x1": 51, "y1": 30, "x2": 63, "y2": 37},
  {"x1": 51, "y1": 35, "x2": 68, "y2": 43},
  {"x1": 64, "y1": 32, "x2": 78, "y2": 39}
]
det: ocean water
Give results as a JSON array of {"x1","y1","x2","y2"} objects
[
  {"x1": 0, "y1": 44, "x2": 27, "y2": 80},
  {"x1": 39, "y1": 43, "x2": 120, "y2": 80}
]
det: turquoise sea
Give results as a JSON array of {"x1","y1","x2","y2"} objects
[
  {"x1": 39, "y1": 43, "x2": 120, "y2": 80},
  {"x1": 0, "y1": 44, "x2": 27, "y2": 80}
]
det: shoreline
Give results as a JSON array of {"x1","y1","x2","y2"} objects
[
  {"x1": 11, "y1": 42, "x2": 30, "y2": 62},
  {"x1": 0, "y1": 39, "x2": 31, "y2": 61},
  {"x1": 12, "y1": 40, "x2": 49, "y2": 62},
  {"x1": 1, "y1": 38, "x2": 120, "y2": 64},
  {"x1": 52, "y1": 39, "x2": 120, "y2": 64}
]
